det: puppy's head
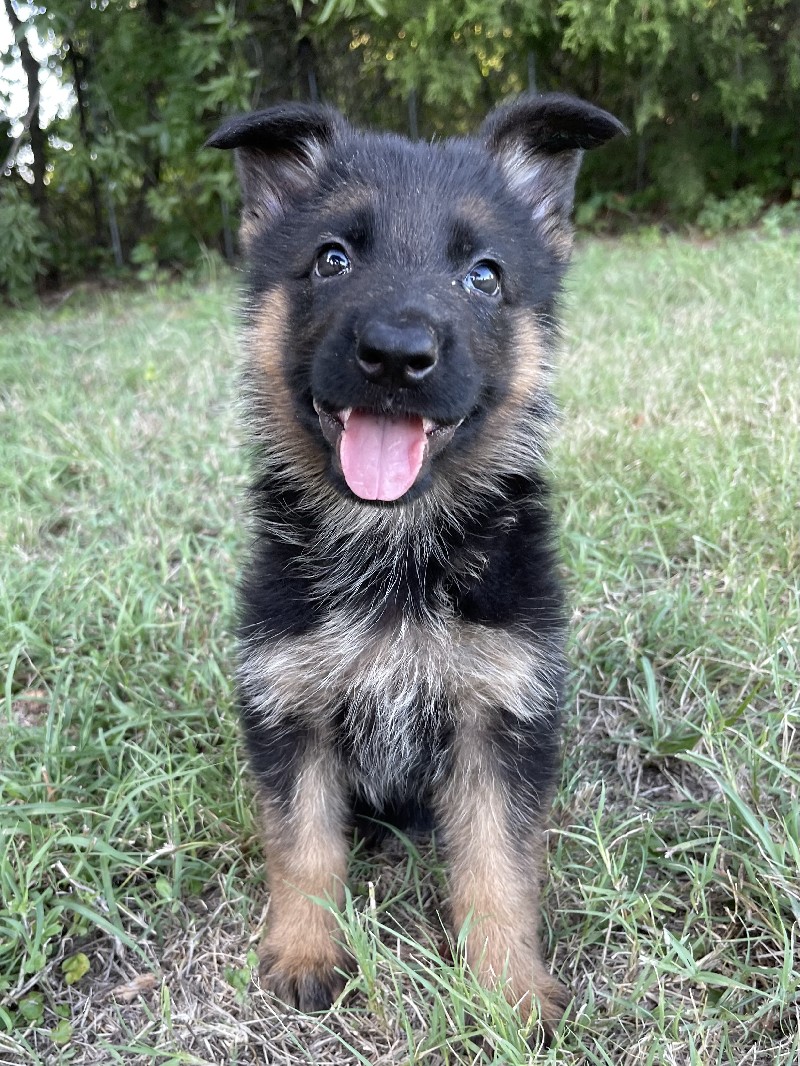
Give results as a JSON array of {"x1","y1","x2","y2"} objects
[{"x1": 207, "y1": 97, "x2": 624, "y2": 508}]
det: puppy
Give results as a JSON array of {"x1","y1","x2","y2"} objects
[{"x1": 207, "y1": 94, "x2": 623, "y2": 1035}]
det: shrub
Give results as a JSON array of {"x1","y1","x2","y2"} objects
[
  {"x1": 696, "y1": 188, "x2": 765, "y2": 236},
  {"x1": 0, "y1": 186, "x2": 51, "y2": 303}
]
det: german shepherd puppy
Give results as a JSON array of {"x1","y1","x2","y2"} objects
[{"x1": 207, "y1": 94, "x2": 623, "y2": 1035}]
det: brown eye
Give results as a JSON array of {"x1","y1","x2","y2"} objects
[
  {"x1": 464, "y1": 260, "x2": 501, "y2": 297},
  {"x1": 315, "y1": 244, "x2": 351, "y2": 278}
]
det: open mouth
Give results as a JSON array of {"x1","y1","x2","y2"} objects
[{"x1": 313, "y1": 403, "x2": 460, "y2": 502}]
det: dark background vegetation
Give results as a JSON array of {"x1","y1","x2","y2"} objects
[{"x1": 2, "y1": 0, "x2": 799, "y2": 300}]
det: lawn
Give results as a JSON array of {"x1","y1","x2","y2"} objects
[{"x1": 1, "y1": 233, "x2": 798, "y2": 1065}]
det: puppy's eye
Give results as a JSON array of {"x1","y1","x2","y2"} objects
[
  {"x1": 463, "y1": 261, "x2": 501, "y2": 298},
  {"x1": 315, "y1": 244, "x2": 351, "y2": 278}
]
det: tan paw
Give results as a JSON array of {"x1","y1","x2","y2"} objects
[
  {"x1": 258, "y1": 935, "x2": 348, "y2": 1013},
  {"x1": 525, "y1": 965, "x2": 570, "y2": 1039},
  {"x1": 468, "y1": 939, "x2": 570, "y2": 1040}
]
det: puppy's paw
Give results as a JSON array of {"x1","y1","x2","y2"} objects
[
  {"x1": 527, "y1": 966, "x2": 570, "y2": 1041},
  {"x1": 467, "y1": 938, "x2": 570, "y2": 1041},
  {"x1": 258, "y1": 938, "x2": 347, "y2": 1013}
]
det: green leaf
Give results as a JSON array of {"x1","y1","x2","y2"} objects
[
  {"x1": 50, "y1": 1019, "x2": 73, "y2": 1045},
  {"x1": 316, "y1": 0, "x2": 340, "y2": 25},
  {"x1": 155, "y1": 876, "x2": 173, "y2": 900},
  {"x1": 19, "y1": 993, "x2": 44, "y2": 1023},
  {"x1": 24, "y1": 950, "x2": 46, "y2": 974},
  {"x1": 652, "y1": 725, "x2": 703, "y2": 755},
  {"x1": 61, "y1": 952, "x2": 91, "y2": 986}
]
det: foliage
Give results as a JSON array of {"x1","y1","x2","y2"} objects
[
  {"x1": 761, "y1": 198, "x2": 800, "y2": 237},
  {"x1": 696, "y1": 187, "x2": 765, "y2": 236},
  {"x1": 0, "y1": 183, "x2": 51, "y2": 302},
  {"x1": 1, "y1": 0, "x2": 799, "y2": 291}
]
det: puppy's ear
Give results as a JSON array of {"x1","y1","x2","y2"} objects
[
  {"x1": 206, "y1": 104, "x2": 342, "y2": 244},
  {"x1": 482, "y1": 93, "x2": 626, "y2": 257}
]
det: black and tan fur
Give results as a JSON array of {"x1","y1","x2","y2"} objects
[{"x1": 207, "y1": 94, "x2": 624, "y2": 1035}]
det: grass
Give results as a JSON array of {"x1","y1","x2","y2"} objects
[{"x1": 1, "y1": 232, "x2": 798, "y2": 1064}]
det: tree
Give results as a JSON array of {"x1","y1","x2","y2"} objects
[
  {"x1": 2, "y1": 0, "x2": 799, "y2": 298},
  {"x1": 4, "y1": 0, "x2": 48, "y2": 222}
]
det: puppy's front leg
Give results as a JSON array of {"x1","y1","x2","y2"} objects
[
  {"x1": 437, "y1": 715, "x2": 569, "y2": 1036},
  {"x1": 250, "y1": 723, "x2": 350, "y2": 1012}
]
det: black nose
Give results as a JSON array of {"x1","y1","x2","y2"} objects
[{"x1": 356, "y1": 320, "x2": 438, "y2": 387}]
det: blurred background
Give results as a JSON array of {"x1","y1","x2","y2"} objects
[{"x1": 2, "y1": 0, "x2": 799, "y2": 301}]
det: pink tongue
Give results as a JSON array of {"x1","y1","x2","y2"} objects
[{"x1": 340, "y1": 411, "x2": 427, "y2": 501}]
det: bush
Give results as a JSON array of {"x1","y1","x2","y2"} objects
[
  {"x1": 0, "y1": 186, "x2": 51, "y2": 303},
  {"x1": 760, "y1": 200, "x2": 800, "y2": 238},
  {"x1": 696, "y1": 188, "x2": 765, "y2": 236}
]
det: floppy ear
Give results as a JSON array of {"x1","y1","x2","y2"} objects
[
  {"x1": 481, "y1": 93, "x2": 626, "y2": 257},
  {"x1": 205, "y1": 104, "x2": 342, "y2": 244}
]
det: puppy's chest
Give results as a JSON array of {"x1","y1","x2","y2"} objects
[
  {"x1": 241, "y1": 605, "x2": 548, "y2": 738},
  {"x1": 294, "y1": 612, "x2": 469, "y2": 802},
  {"x1": 270, "y1": 609, "x2": 467, "y2": 719}
]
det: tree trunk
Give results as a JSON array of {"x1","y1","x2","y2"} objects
[
  {"x1": 297, "y1": 35, "x2": 319, "y2": 103},
  {"x1": 408, "y1": 88, "x2": 418, "y2": 139},
  {"x1": 4, "y1": 0, "x2": 47, "y2": 222},
  {"x1": 66, "y1": 40, "x2": 104, "y2": 248},
  {"x1": 145, "y1": 0, "x2": 166, "y2": 26},
  {"x1": 635, "y1": 133, "x2": 647, "y2": 193},
  {"x1": 131, "y1": 0, "x2": 169, "y2": 252},
  {"x1": 527, "y1": 51, "x2": 537, "y2": 93},
  {"x1": 105, "y1": 183, "x2": 124, "y2": 268},
  {"x1": 296, "y1": 0, "x2": 320, "y2": 103}
]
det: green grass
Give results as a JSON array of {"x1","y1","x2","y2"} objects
[{"x1": 1, "y1": 233, "x2": 798, "y2": 1064}]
